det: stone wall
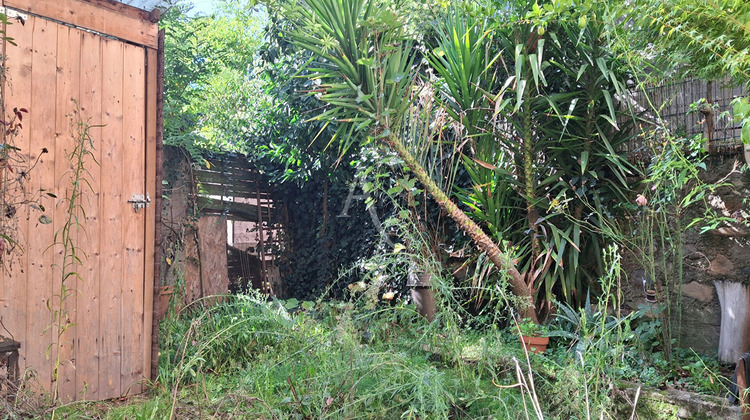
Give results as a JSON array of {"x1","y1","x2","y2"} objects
[{"x1": 622, "y1": 157, "x2": 750, "y2": 356}]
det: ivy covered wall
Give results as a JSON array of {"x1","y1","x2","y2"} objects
[{"x1": 275, "y1": 175, "x2": 385, "y2": 299}]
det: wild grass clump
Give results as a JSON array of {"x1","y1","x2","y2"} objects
[
  {"x1": 139, "y1": 242, "x2": 734, "y2": 420},
  {"x1": 155, "y1": 290, "x2": 526, "y2": 419}
]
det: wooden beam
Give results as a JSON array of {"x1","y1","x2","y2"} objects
[
  {"x1": 1, "y1": 6, "x2": 33, "y2": 393},
  {"x1": 75, "y1": 0, "x2": 155, "y2": 22},
  {"x1": 195, "y1": 196, "x2": 282, "y2": 223},
  {"x1": 76, "y1": 27, "x2": 104, "y2": 401},
  {"x1": 53, "y1": 22, "x2": 82, "y2": 403},
  {"x1": 98, "y1": 36, "x2": 125, "y2": 399},
  {"x1": 120, "y1": 41, "x2": 147, "y2": 396},
  {"x1": 27, "y1": 16, "x2": 58, "y2": 396},
  {"x1": 6, "y1": 0, "x2": 158, "y2": 49},
  {"x1": 738, "y1": 359, "x2": 750, "y2": 420},
  {"x1": 197, "y1": 182, "x2": 275, "y2": 199},
  {"x1": 150, "y1": 28, "x2": 164, "y2": 383},
  {"x1": 194, "y1": 169, "x2": 265, "y2": 185}
]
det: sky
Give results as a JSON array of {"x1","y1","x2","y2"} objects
[{"x1": 187, "y1": 0, "x2": 219, "y2": 15}]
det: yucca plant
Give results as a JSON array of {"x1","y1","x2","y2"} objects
[
  {"x1": 427, "y1": 3, "x2": 561, "y2": 317},
  {"x1": 427, "y1": 6, "x2": 532, "y2": 309},
  {"x1": 284, "y1": 0, "x2": 538, "y2": 320},
  {"x1": 426, "y1": 0, "x2": 637, "y2": 317},
  {"x1": 538, "y1": 15, "x2": 637, "y2": 306}
]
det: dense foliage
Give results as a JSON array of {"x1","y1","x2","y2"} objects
[
  {"x1": 160, "y1": 0, "x2": 748, "y2": 318},
  {"x1": 426, "y1": 1, "x2": 638, "y2": 315},
  {"x1": 625, "y1": 0, "x2": 750, "y2": 82},
  {"x1": 275, "y1": 176, "x2": 385, "y2": 299},
  {"x1": 274, "y1": 0, "x2": 650, "y2": 322},
  {"x1": 46, "y1": 284, "x2": 732, "y2": 418},
  {"x1": 162, "y1": 0, "x2": 266, "y2": 158}
]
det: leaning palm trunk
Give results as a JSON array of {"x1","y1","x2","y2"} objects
[
  {"x1": 285, "y1": 0, "x2": 536, "y2": 322},
  {"x1": 385, "y1": 134, "x2": 536, "y2": 321}
]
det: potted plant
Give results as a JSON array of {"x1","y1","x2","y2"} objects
[{"x1": 518, "y1": 318, "x2": 549, "y2": 354}]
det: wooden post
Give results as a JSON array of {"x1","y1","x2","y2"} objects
[
  {"x1": 715, "y1": 281, "x2": 750, "y2": 362},
  {"x1": 255, "y1": 172, "x2": 269, "y2": 295},
  {"x1": 737, "y1": 358, "x2": 750, "y2": 420},
  {"x1": 150, "y1": 26, "x2": 165, "y2": 383},
  {"x1": 701, "y1": 81, "x2": 714, "y2": 153}
]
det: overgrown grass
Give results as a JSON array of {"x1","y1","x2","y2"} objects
[
  {"x1": 152, "y1": 292, "x2": 528, "y2": 419},
  {"x1": 24, "y1": 248, "x2": 731, "y2": 420},
  {"x1": 9, "y1": 283, "x2": 733, "y2": 419}
]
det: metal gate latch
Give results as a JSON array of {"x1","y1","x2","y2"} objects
[{"x1": 128, "y1": 193, "x2": 151, "y2": 213}]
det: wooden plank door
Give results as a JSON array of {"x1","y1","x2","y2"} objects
[{"x1": 0, "y1": 8, "x2": 156, "y2": 401}]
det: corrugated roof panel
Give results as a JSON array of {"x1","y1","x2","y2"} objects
[{"x1": 117, "y1": 0, "x2": 168, "y2": 12}]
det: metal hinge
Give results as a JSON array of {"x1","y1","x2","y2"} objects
[
  {"x1": 0, "y1": 8, "x2": 29, "y2": 22},
  {"x1": 128, "y1": 193, "x2": 151, "y2": 213}
]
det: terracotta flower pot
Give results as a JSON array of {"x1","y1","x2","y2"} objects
[{"x1": 520, "y1": 335, "x2": 549, "y2": 354}]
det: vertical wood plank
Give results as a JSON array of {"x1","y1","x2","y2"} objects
[
  {"x1": 0, "y1": 6, "x2": 33, "y2": 377},
  {"x1": 738, "y1": 359, "x2": 750, "y2": 420},
  {"x1": 26, "y1": 16, "x2": 58, "y2": 394},
  {"x1": 53, "y1": 24, "x2": 82, "y2": 403},
  {"x1": 120, "y1": 43, "x2": 146, "y2": 395},
  {"x1": 143, "y1": 45, "x2": 158, "y2": 384},
  {"x1": 99, "y1": 38, "x2": 124, "y2": 398},
  {"x1": 75, "y1": 28, "x2": 103, "y2": 401}
]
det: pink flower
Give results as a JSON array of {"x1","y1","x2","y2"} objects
[{"x1": 636, "y1": 194, "x2": 648, "y2": 206}]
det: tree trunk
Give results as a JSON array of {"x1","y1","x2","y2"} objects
[{"x1": 384, "y1": 134, "x2": 538, "y2": 323}]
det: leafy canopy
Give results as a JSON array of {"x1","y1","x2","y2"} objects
[{"x1": 161, "y1": 0, "x2": 267, "y2": 157}]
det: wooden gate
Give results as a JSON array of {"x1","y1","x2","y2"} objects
[{"x1": 0, "y1": 0, "x2": 158, "y2": 401}]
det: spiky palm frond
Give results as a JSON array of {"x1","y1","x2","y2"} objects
[{"x1": 287, "y1": 0, "x2": 416, "y2": 155}]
